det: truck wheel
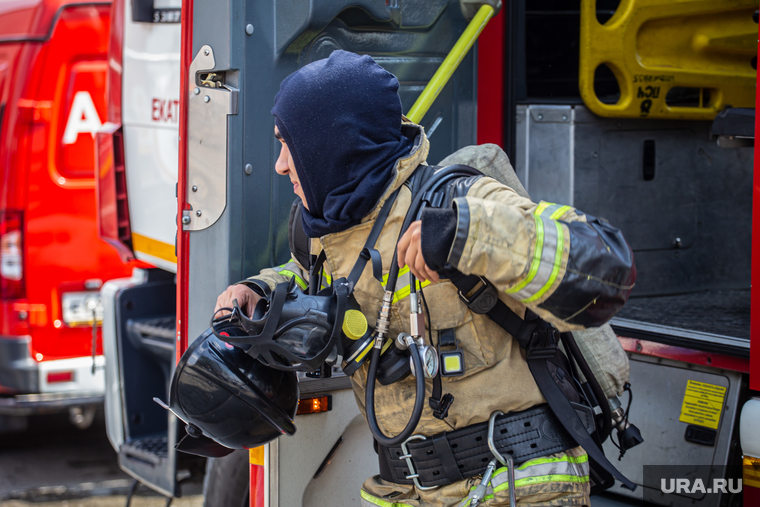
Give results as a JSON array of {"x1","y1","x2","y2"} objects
[{"x1": 203, "y1": 449, "x2": 250, "y2": 507}]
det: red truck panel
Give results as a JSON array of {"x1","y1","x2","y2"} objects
[
  {"x1": 752, "y1": 13, "x2": 760, "y2": 391},
  {"x1": 0, "y1": 2, "x2": 134, "y2": 370}
]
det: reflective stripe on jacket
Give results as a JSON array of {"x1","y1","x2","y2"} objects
[{"x1": 360, "y1": 446, "x2": 590, "y2": 507}]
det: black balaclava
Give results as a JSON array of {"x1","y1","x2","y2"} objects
[{"x1": 271, "y1": 50, "x2": 413, "y2": 238}]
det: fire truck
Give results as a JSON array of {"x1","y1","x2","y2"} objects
[
  {"x1": 98, "y1": 0, "x2": 759, "y2": 505},
  {"x1": 0, "y1": 0, "x2": 136, "y2": 433}
]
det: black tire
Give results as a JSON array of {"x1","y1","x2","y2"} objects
[{"x1": 203, "y1": 449, "x2": 250, "y2": 507}]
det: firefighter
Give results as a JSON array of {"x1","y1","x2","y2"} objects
[{"x1": 215, "y1": 50, "x2": 635, "y2": 506}]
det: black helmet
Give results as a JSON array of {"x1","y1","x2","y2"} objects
[
  {"x1": 167, "y1": 320, "x2": 299, "y2": 457},
  {"x1": 217, "y1": 278, "x2": 349, "y2": 372}
]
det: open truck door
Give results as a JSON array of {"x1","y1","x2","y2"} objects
[{"x1": 176, "y1": 3, "x2": 483, "y2": 505}]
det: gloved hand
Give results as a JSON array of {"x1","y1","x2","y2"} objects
[{"x1": 214, "y1": 284, "x2": 262, "y2": 318}]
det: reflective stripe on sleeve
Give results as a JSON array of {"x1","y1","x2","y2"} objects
[
  {"x1": 535, "y1": 202, "x2": 573, "y2": 221},
  {"x1": 505, "y1": 213, "x2": 565, "y2": 303},
  {"x1": 272, "y1": 260, "x2": 307, "y2": 290},
  {"x1": 491, "y1": 452, "x2": 590, "y2": 493},
  {"x1": 522, "y1": 219, "x2": 565, "y2": 304}
]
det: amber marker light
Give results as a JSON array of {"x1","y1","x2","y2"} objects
[{"x1": 296, "y1": 395, "x2": 332, "y2": 415}]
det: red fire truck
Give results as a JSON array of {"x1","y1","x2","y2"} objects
[
  {"x1": 0, "y1": 0, "x2": 136, "y2": 432},
  {"x1": 98, "y1": 0, "x2": 760, "y2": 505}
]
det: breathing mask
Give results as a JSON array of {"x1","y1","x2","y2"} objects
[{"x1": 213, "y1": 277, "x2": 348, "y2": 372}]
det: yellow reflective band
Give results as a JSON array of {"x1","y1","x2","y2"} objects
[
  {"x1": 382, "y1": 265, "x2": 411, "y2": 286},
  {"x1": 534, "y1": 202, "x2": 552, "y2": 216},
  {"x1": 353, "y1": 338, "x2": 393, "y2": 366},
  {"x1": 492, "y1": 474, "x2": 589, "y2": 493},
  {"x1": 467, "y1": 472, "x2": 589, "y2": 499},
  {"x1": 321, "y1": 270, "x2": 332, "y2": 285},
  {"x1": 277, "y1": 269, "x2": 307, "y2": 290},
  {"x1": 515, "y1": 453, "x2": 589, "y2": 471},
  {"x1": 549, "y1": 205, "x2": 572, "y2": 220},
  {"x1": 360, "y1": 490, "x2": 405, "y2": 507},
  {"x1": 522, "y1": 220, "x2": 565, "y2": 303},
  {"x1": 506, "y1": 215, "x2": 544, "y2": 295},
  {"x1": 132, "y1": 232, "x2": 177, "y2": 264},
  {"x1": 380, "y1": 266, "x2": 432, "y2": 303},
  {"x1": 392, "y1": 279, "x2": 432, "y2": 304}
]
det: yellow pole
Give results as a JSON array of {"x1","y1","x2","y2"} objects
[{"x1": 406, "y1": 4, "x2": 496, "y2": 124}]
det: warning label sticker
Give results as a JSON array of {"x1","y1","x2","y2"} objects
[{"x1": 679, "y1": 380, "x2": 727, "y2": 430}]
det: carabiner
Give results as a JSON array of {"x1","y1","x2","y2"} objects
[{"x1": 488, "y1": 411, "x2": 516, "y2": 507}]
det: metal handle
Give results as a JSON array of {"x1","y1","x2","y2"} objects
[{"x1": 406, "y1": 4, "x2": 496, "y2": 123}]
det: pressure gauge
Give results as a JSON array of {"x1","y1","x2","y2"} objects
[{"x1": 410, "y1": 345, "x2": 439, "y2": 378}]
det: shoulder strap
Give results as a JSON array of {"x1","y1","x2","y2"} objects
[{"x1": 346, "y1": 187, "x2": 402, "y2": 290}]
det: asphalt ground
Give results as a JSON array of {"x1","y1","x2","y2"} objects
[{"x1": 0, "y1": 410, "x2": 204, "y2": 507}]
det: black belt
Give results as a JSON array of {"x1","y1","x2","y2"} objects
[{"x1": 377, "y1": 404, "x2": 587, "y2": 489}]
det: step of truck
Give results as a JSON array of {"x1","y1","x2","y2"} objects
[
  {"x1": 125, "y1": 316, "x2": 176, "y2": 364},
  {"x1": 127, "y1": 316, "x2": 176, "y2": 341},
  {"x1": 121, "y1": 436, "x2": 168, "y2": 466}
]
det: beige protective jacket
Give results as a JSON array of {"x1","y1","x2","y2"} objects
[{"x1": 243, "y1": 123, "x2": 635, "y2": 506}]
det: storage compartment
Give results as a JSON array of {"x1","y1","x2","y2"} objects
[
  {"x1": 517, "y1": 104, "x2": 754, "y2": 299},
  {"x1": 516, "y1": 103, "x2": 752, "y2": 506}
]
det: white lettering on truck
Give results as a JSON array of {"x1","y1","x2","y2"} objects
[{"x1": 62, "y1": 91, "x2": 102, "y2": 144}]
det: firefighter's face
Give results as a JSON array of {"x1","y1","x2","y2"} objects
[{"x1": 274, "y1": 127, "x2": 308, "y2": 210}]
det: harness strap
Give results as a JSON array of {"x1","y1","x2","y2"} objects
[
  {"x1": 309, "y1": 250, "x2": 327, "y2": 295},
  {"x1": 525, "y1": 342, "x2": 635, "y2": 490},
  {"x1": 429, "y1": 328, "x2": 455, "y2": 419},
  {"x1": 347, "y1": 188, "x2": 402, "y2": 289}
]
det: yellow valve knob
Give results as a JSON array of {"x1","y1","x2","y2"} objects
[{"x1": 342, "y1": 309, "x2": 368, "y2": 340}]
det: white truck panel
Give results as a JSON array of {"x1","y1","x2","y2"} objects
[{"x1": 122, "y1": 0, "x2": 181, "y2": 270}]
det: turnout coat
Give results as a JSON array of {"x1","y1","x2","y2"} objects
[{"x1": 242, "y1": 122, "x2": 635, "y2": 506}]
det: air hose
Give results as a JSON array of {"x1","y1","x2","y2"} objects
[
  {"x1": 366, "y1": 337, "x2": 426, "y2": 446},
  {"x1": 363, "y1": 164, "x2": 481, "y2": 447}
]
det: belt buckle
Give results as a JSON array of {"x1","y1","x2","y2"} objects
[{"x1": 399, "y1": 435, "x2": 438, "y2": 491}]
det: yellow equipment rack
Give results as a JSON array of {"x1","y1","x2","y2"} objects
[{"x1": 579, "y1": 0, "x2": 757, "y2": 120}]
